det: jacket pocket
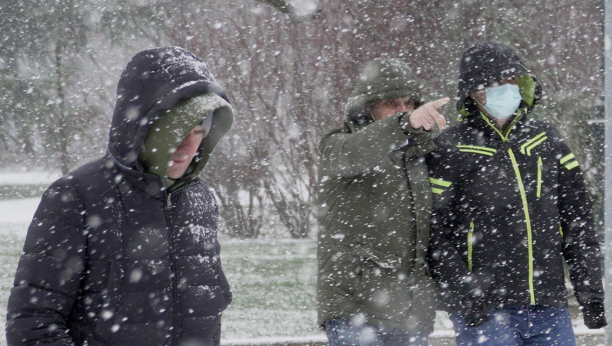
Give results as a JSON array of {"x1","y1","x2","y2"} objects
[
  {"x1": 352, "y1": 245, "x2": 412, "y2": 315},
  {"x1": 322, "y1": 245, "x2": 362, "y2": 297},
  {"x1": 353, "y1": 245, "x2": 403, "y2": 270}
]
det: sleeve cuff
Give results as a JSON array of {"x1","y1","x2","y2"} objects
[{"x1": 399, "y1": 110, "x2": 440, "y2": 135}]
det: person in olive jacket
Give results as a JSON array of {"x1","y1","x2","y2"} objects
[
  {"x1": 6, "y1": 47, "x2": 234, "y2": 346},
  {"x1": 317, "y1": 57, "x2": 449, "y2": 346},
  {"x1": 427, "y1": 42, "x2": 607, "y2": 346}
]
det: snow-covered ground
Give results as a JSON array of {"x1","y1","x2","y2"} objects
[
  {"x1": 0, "y1": 198, "x2": 40, "y2": 232},
  {"x1": 0, "y1": 171, "x2": 61, "y2": 186}
]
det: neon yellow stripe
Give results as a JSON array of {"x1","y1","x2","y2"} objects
[
  {"x1": 468, "y1": 221, "x2": 474, "y2": 271},
  {"x1": 431, "y1": 188, "x2": 444, "y2": 194},
  {"x1": 508, "y1": 149, "x2": 535, "y2": 305},
  {"x1": 560, "y1": 153, "x2": 575, "y2": 165},
  {"x1": 526, "y1": 136, "x2": 548, "y2": 156},
  {"x1": 480, "y1": 110, "x2": 525, "y2": 142},
  {"x1": 429, "y1": 177, "x2": 452, "y2": 187},
  {"x1": 523, "y1": 131, "x2": 547, "y2": 147},
  {"x1": 559, "y1": 224, "x2": 563, "y2": 237},
  {"x1": 565, "y1": 161, "x2": 579, "y2": 170},
  {"x1": 503, "y1": 109, "x2": 527, "y2": 139},
  {"x1": 481, "y1": 114, "x2": 507, "y2": 141},
  {"x1": 520, "y1": 132, "x2": 547, "y2": 154},
  {"x1": 459, "y1": 149, "x2": 494, "y2": 156},
  {"x1": 457, "y1": 145, "x2": 497, "y2": 153},
  {"x1": 537, "y1": 157, "x2": 542, "y2": 198}
]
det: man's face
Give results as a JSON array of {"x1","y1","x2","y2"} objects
[
  {"x1": 167, "y1": 125, "x2": 205, "y2": 179},
  {"x1": 370, "y1": 97, "x2": 415, "y2": 121},
  {"x1": 470, "y1": 76, "x2": 518, "y2": 108}
]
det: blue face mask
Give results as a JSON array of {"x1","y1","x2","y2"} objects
[{"x1": 484, "y1": 84, "x2": 522, "y2": 119}]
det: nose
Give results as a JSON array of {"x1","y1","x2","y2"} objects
[
  {"x1": 397, "y1": 104, "x2": 409, "y2": 113},
  {"x1": 175, "y1": 132, "x2": 196, "y2": 149}
]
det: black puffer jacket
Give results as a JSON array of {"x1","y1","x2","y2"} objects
[
  {"x1": 6, "y1": 47, "x2": 234, "y2": 346},
  {"x1": 427, "y1": 42, "x2": 604, "y2": 315}
]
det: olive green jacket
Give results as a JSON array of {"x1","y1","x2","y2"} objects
[{"x1": 317, "y1": 112, "x2": 438, "y2": 334}]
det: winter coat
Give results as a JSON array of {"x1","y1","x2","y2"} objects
[
  {"x1": 6, "y1": 47, "x2": 234, "y2": 346},
  {"x1": 426, "y1": 42, "x2": 604, "y2": 315},
  {"x1": 317, "y1": 58, "x2": 437, "y2": 334}
]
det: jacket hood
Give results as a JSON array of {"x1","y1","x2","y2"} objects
[
  {"x1": 456, "y1": 42, "x2": 542, "y2": 115},
  {"x1": 108, "y1": 47, "x2": 233, "y2": 187},
  {"x1": 345, "y1": 58, "x2": 422, "y2": 127}
]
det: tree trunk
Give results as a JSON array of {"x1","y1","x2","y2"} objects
[{"x1": 55, "y1": 40, "x2": 69, "y2": 175}]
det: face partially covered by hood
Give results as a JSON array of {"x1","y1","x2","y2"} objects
[
  {"x1": 456, "y1": 42, "x2": 542, "y2": 117},
  {"x1": 108, "y1": 47, "x2": 233, "y2": 188},
  {"x1": 139, "y1": 93, "x2": 231, "y2": 188},
  {"x1": 345, "y1": 58, "x2": 422, "y2": 127}
]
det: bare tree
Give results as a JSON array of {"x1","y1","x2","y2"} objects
[
  {"x1": 139, "y1": 0, "x2": 604, "y2": 239},
  {"x1": 256, "y1": 0, "x2": 320, "y2": 22},
  {"x1": 0, "y1": 0, "x2": 110, "y2": 173},
  {"x1": 2, "y1": 0, "x2": 602, "y2": 239}
]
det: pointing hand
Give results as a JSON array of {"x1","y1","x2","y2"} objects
[{"x1": 408, "y1": 97, "x2": 450, "y2": 131}]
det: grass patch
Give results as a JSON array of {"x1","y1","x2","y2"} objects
[{"x1": 220, "y1": 239, "x2": 320, "y2": 339}]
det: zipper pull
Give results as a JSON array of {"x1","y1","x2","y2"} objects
[{"x1": 166, "y1": 192, "x2": 172, "y2": 210}]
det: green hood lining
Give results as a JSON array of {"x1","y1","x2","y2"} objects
[{"x1": 139, "y1": 93, "x2": 233, "y2": 189}]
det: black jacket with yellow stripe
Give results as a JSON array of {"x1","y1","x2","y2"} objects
[{"x1": 426, "y1": 108, "x2": 604, "y2": 314}]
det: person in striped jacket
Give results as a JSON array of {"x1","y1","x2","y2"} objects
[{"x1": 426, "y1": 41, "x2": 606, "y2": 346}]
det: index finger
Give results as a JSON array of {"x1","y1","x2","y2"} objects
[{"x1": 431, "y1": 97, "x2": 451, "y2": 110}]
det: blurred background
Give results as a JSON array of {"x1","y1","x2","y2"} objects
[
  {"x1": 0, "y1": 0, "x2": 605, "y2": 240},
  {"x1": 0, "y1": 1, "x2": 606, "y2": 344}
]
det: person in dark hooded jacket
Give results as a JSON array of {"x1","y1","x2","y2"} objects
[
  {"x1": 427, "y1": 42, "x2": 606, "y2": 346},
  {"x1": 5, "y1": 47, "x2": 234, "y2": 346}
]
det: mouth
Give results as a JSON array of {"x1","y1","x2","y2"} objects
[{"x1": 170, "y1": 152, "x2": 189, "y2": 165}]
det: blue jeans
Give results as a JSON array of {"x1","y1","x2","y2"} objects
[
  {"x1": 450, "y1": 305, "x2": 576, "y2": 346},
  {"x1": 324, "y1": 318, "x2": 428, "y2": 346}
]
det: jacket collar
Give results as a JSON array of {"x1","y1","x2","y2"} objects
[
  {"x1": 467, "y1": 104, "x2": 531, "y2": 143},
  {"x1": 108, "y1": 151, "x2": 183, "y2": 200}
]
